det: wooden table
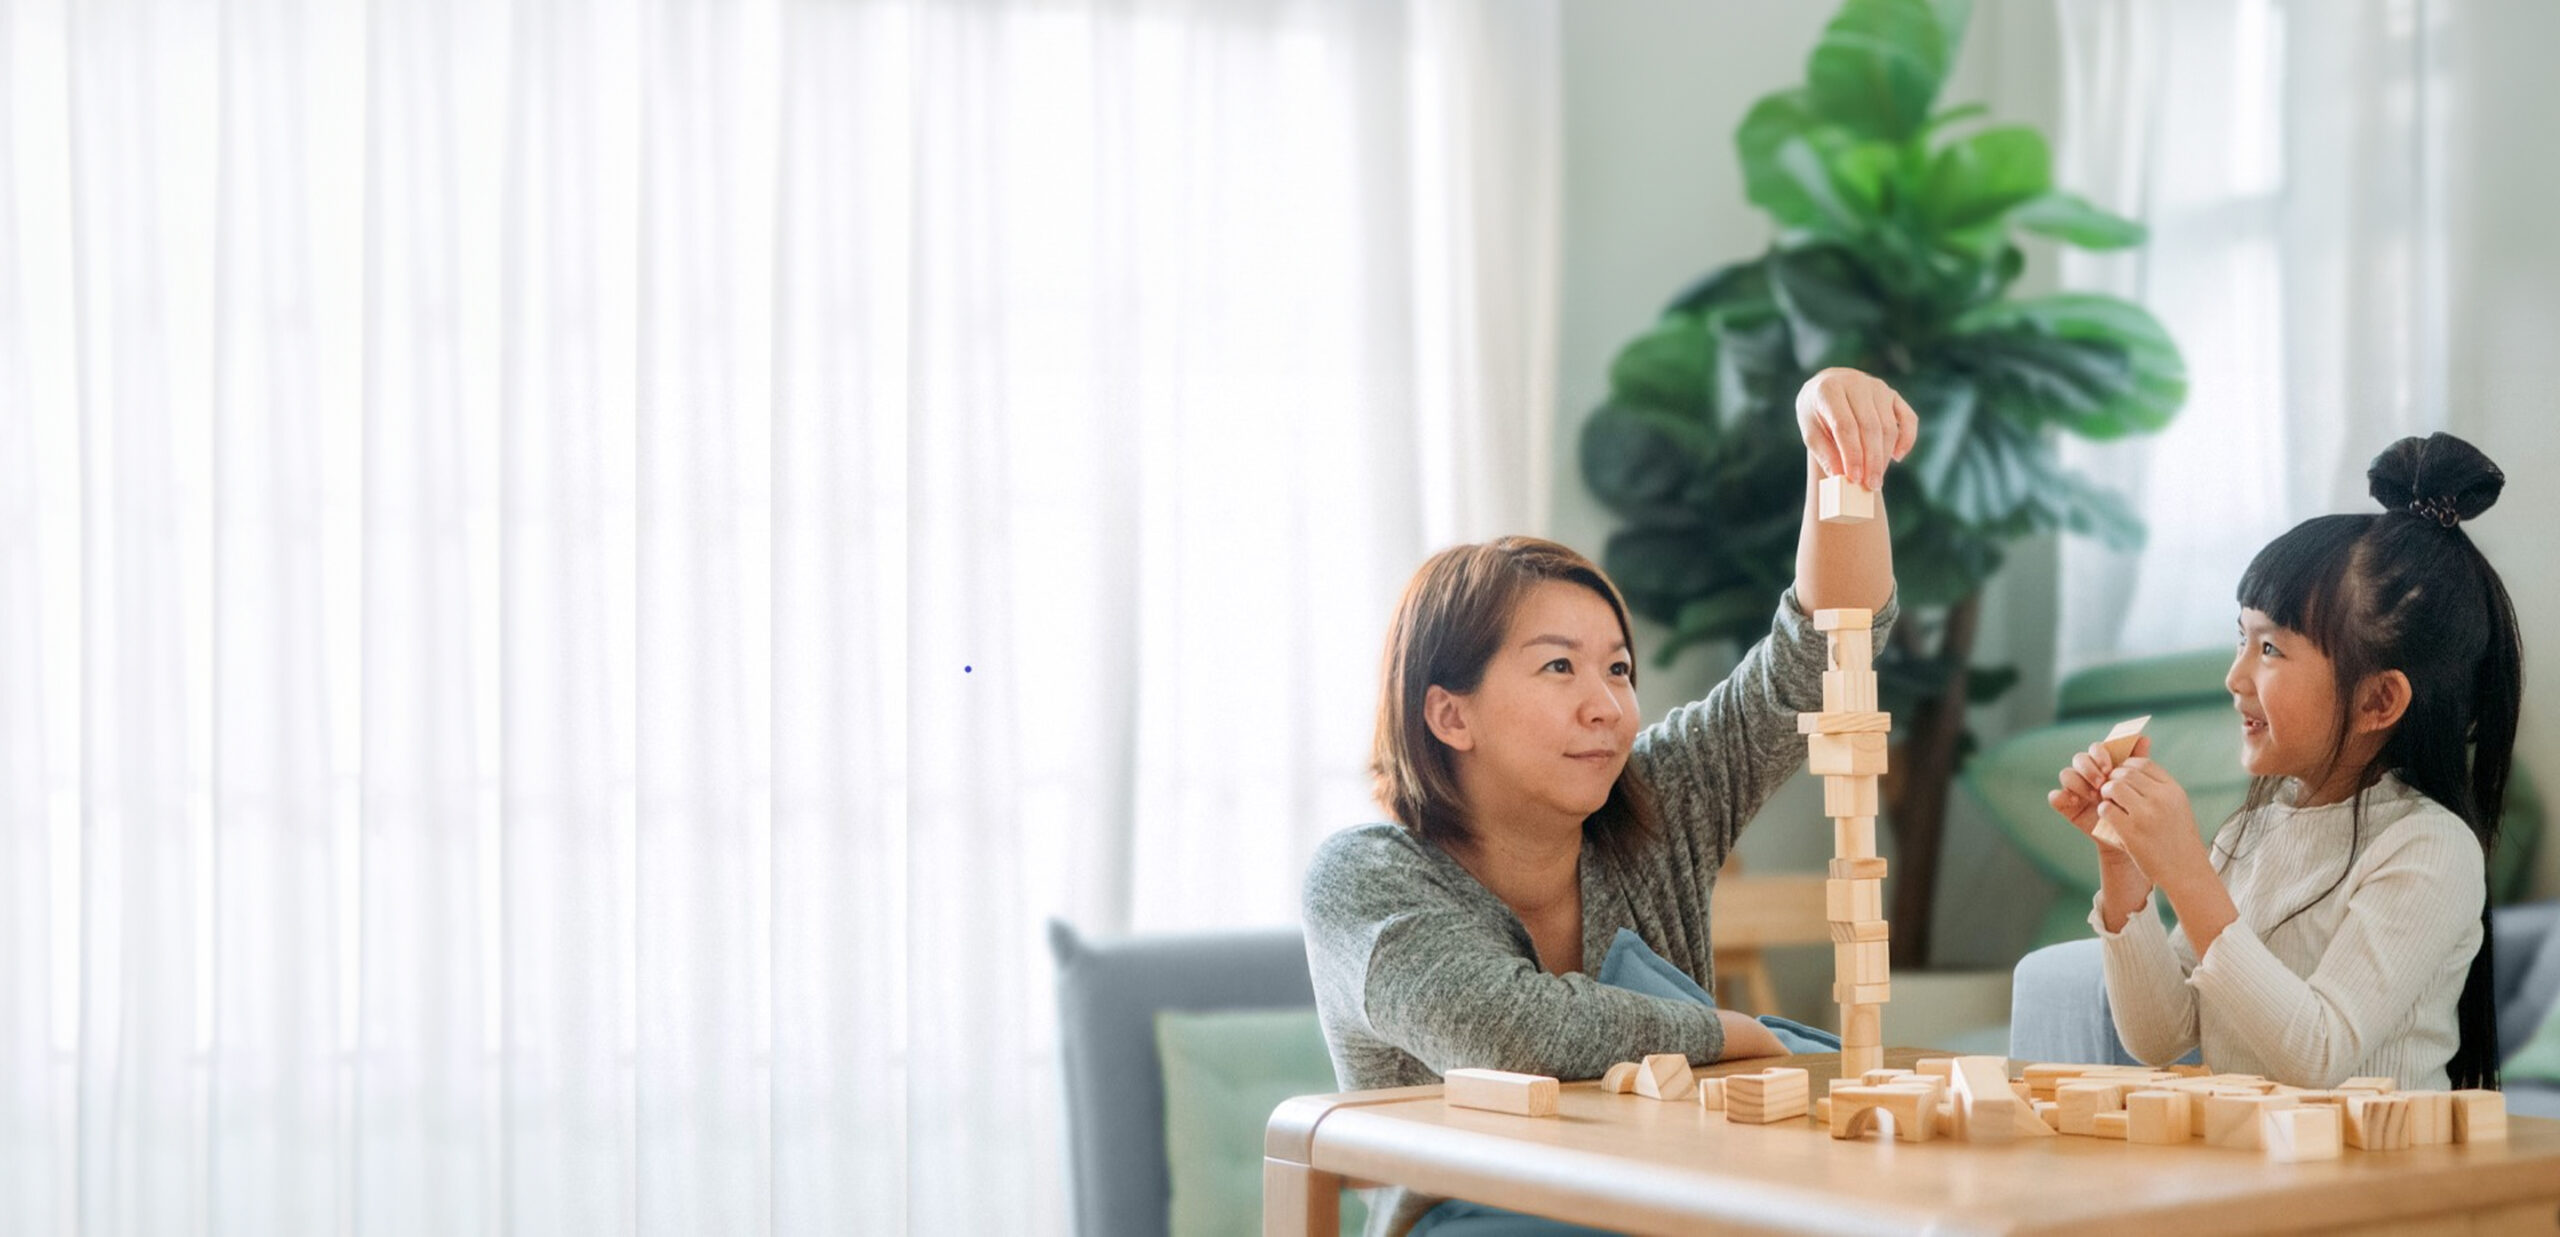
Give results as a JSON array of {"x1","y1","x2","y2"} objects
[{"x1": 1264, "y1": 1050, "x2": 2560, "y2": 1236}]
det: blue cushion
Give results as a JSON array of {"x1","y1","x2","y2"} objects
[{"x1": 1595, "y1": 928, "x2": 1839, "y2": 1054}]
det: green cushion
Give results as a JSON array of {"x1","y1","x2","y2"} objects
[
  {"x1": 2506, "y1": 985, "x2": 2560, "y2": 1083},
  {"x1": 1156, "y1": 1007, "x2": 1367, "y2": 1237}
]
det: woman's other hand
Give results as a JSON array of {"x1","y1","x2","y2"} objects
[{"x1": 1795, "y1": 368, "x2": 1919, "y2": 490}]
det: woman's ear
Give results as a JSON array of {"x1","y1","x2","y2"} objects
[
  {"x1": 2354, "y1": 669, "x2": 2413, "y2": 734},
  {"x1": 1423, "y1": 684, "x2": 1474, "y2": 752}
]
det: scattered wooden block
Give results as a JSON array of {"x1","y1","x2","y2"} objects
[
  {"x1": 2023, "y1": 1063, "x2": 2092, "y2": 1098},
  {"x1": 1444, "y1": 1068, "x2": 1560, "y2": 1117},
  {"x1": 1601, "y1": 1062, "x2": 1638, "y2": 1095},
  {"x1": 1811, "y1": 1096, "x2": 1831, "y2": 1125},
  {"x1": 2263, "y1": 1106, "x2": 2342, "y2": 1163},
  {"x1": 1831, "y1": 1084, "x2": 1939, "y2": 1143},
  {"x1": 2344, "y1": 1094, "x2": 2408, "y2": 1151},
  {"x1": 1807, "y1": 731, "x2": 1889, "y2": 776},
  {"x1": 1949, "y1": 1056, "x2": 2018, "y2": 1144},
  {"x1": 2056, "y1": 1081, "x2": 2123, "y2": 1136},
  {"x1": 1825, "y1": 877, "x2": 1883, "y2": 922},
  {"x1": 2091, "y1": 1111, "x2": 2129, "y2": 1140},
  {"x1": 1826, "y1": 628, "x2": 1874, "y2": 673},
  {"x1": 2342, "y1": 1076, "x2": 2396, "y2": 1093},
  {"x1": 2010, "y1": 1095, "x2": 2058, "y2": 1137},
  {"x1": 1818, "y1": 474, "x2": 1875, "y2": 524},
  {"x1": 1634, "y1": 1053, "x2": 1694, "y2": 1102},
  {"x1": 2032, "y1": 1100, "x2": 2060, "y2": 1131},
  {"x1": 1834, "y1": 940, "x2": 1890, "y2": 986},
  {"x1": 1827, "y1": 918, "x2": 1889, "y2": 943},
  {"x1": 1812, "y1": 608, "x2": 1873, "y2": 632},
  {"x1": 2452, "y1": 1090, "x2": 2505, "y2": 1142},
  {"x1": 1798, "y1": 711, "x2": 1892, "y2": 735},
  {"x1": 2126, "y1": 1090, "x2": 2190, "y2": 1144},
  {"x1": 2205, "y1": 1094, "x2": 2298, "y2": 1150},
  {"x1": 1822, "y1": 671, "x2": 1879, "y2": 715},
  {"x1": 2404, "y1": 1090, "x2": 2453, "y2": 1146},
  {"x1": 1726, "y1": 1068, "x2": 1811, "y2": 1124},
  {"x1": 1696, "y1": 1076, "x2": 1727, "y2": 1112},
  {"x1": 1861, "y1": 1068, "x2": 1916, "y2": 1086},
  {"x1": 1916, "y1": 1058, "x2": 1953, "y2": 1080},
  {"x1": 1833, "y1": 815, "x2": 1878, "y2": 858}
]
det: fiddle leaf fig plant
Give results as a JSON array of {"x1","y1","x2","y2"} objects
[{"x1": 1579, "y1": 0, "x2": 2187, "y2": 965}]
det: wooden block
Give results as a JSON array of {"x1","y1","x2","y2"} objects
[
  {"x1": 2404, "y1": 1091, "x2": 2453, "y2": 1146},
  {"x1": 1840, "y1": 1003, "x2": 1881, "y2": 1050},
  {"x1": 1949, "y1": 1056, "x2": 2018, "y2": 1144},
  {"x1": 2263, "y1": 1106, "x2": 2341, "y2": 1162},
  {"x1": 1725, "y1": 1068, "x2": 1811, "y2": 1124},
  {"x1": 1811, "y1": 1096, "x2": 1830, "y2": 1124},
  {"x1": 1834, "y1": 940, "x2": 1890, "y2": 985},
  {"x1": 1830, "y1": 1084, "x2": 1939, "y2": 1142},
  {"x1": 1832, "y1": 815, "x2": 1878, "y2": 858},
  {"x1": 1832, "y1": 980, "x2": 1891, "y2": 1005},
  {"x1": 2099, "y1": 715, "x2": 2150, "y2": 764},
  {"x1": 1696, "y1": 1076, "x2": 1726, "y2": 1112},
  {"x1": 1798, "y1": 710, "x2": 1891, "y2": 734},
  {"x1": 2091, "y1": 1111, "x2": 2129, "y2": 1140},
  {"x1": 1861, "y1": 1068, "x2": 1916, "y2": 1086},
  {"x1": 2127, "y1": 1090, "x2": 2190, "y2": 1144},
  {"x1": 1634, "y1": 1053, "x2": 1694, "y2": 1102},
  {"x1": 2204, "y1": 1094, "x2": 2297, "y2": 1150},
  {"x1": 1839, "y1": 1042, "x2": 1884, "y2": 1077},
  {"x1": 1818, "y1": 474, "x2": 1875, "y2": 524},
  {"x1": 2346, "y1": 1094, "x2": 2412, "y2": 1151},
  {"x1": 2010, "y1": 1094, "x2": 2058, "y2": 1137},
  {"x1": 1444, "y1": 1068, "x2": 1559, "y2": 1117},
  {"x1": 1806, "y1": 731, "x2": 1889, "y2": 776},
  {"x1": 2023, "y1": 1063, "x2": 2092, "y2": 1097},
  {"x1": 2032, "y1": 1100, "x2": 2060, "y2": 1131},
  {"x1": 2056, "y1": 1081, "x2": 2122, "y2": 1136},
  {"x1": 1822, "y1": 671, "x2": 1878, "y2": 714},
  {"x1": 1915, "y1": 1057, "x2": 1953, "y2": 1080},
  {"x1": 2341, "y1": 1076, "x2": 2395, "y2": 1093},
  {"x1": 1812, "y1": 607, "x2": 1873, "y2": 632},
  {"x1": 1827, "y1": 918, "x2": 1889, "y2": 944},
  {"x1": 1823, "y1": 774, "x2": 1879, "y2": 817},
  {"x1": 1601, "y1": 1062, "x2": 1638, "y2": 1095},
  {"x1": 2452, "y1": 1090, "x2": 2506, "y2": 1142},
  {"x1": 1826, "y1": 628, "x2": 1874, "y2": 673},
  {"x1": 1826, "y1": 856, "x2": 1888, "y2": 881},
  {"x1": 1825, "y1": 877, "x2": 1883, "y2": 922}
]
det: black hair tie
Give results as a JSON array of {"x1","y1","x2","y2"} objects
[{"x1": 2409, "y1": 496, "x2": 2463, "y2": 528}]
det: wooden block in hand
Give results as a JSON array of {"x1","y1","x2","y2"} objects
[
  {"x1": 2263, "y1": 1106, "x2": 2342, "y2": 1162},
  {"x1": 1827, "y1": 918, "x2": 1889, "y2": 944},
  {"x1": 1807, "y1": 732, "x2": 1888, "y2": 776},
  {"x1": 1835, "y1": 939, "x2": 1889, "y2": 985},
  {"x1": 1822, "y1": 670, "x2": 1878, "y2": 714},
  {"x1": 2100, "y1": 715, "x2": 2150, "y2": 764},
  {"x1": 1444, "y1": 1068, "x2": 1559, "y2": 1117},
  {"x1": 1634, "y1": 1053, "x2": 1695, "y2": 1101},
  {"x1": 1818, "y1": 474, "x2": 1876, "y2": 524},
  {"x1": 1601, "y1": 1062, "x2": 1638, "y2": 1094},
  {"x1": 1823, "y1": 775, "x2": 1879, "y2": 817},
  {"x1": 2452, "y1": 1090, "x2": 2507, "y2": 1142},
  {"x1": 1834, "y1": 815, "x2": 1878, "y2": 858},
  {"x1": 1798, "y1": 710, "x2": 1891, "y2": 734},
  {"x1": 2126, "y1": 1090, "x2": 2191, "y2": 1144},
  {"x1": 1812, "y1": 608, "x2": 1873, "y2": 632},
  {"x1": 1826, "y1": 628, "x2": 1874, "y2": 673},
  {"x1": 1825, "y1": 877, "x2": 1883, "y2": 922}
]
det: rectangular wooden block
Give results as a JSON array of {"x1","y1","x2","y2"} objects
[
  {"x1": 1634, "y1": 1053, "x2": 1694, "y2": 1101},
  {"x1": 1822, "y1": 670, "x2": 1878, "y2": 714},
  {"x1": 1833, "y1": 814, "x2": 1878, "y2": 858},
  {"x1": 1834, "y1": 940, "x2": 1890, "y2": 985},
  {"x1": 1826, "y1": 628, "x2": 1874, "y2": 673},
  {"x1": 1812, "y1": 607, "x2": 1873, "y2": 632},
  {"x1": 2091, "y1": 1111, "x2": 2129, "y2": 1140},
  {"x1": 1798, "y1": 710, "x2": 1891, "y2": 734},
  {"x1": 2452, "y1": 1090, "x2": 2506, "y2": 1142},
  {"x1": 1861, "y1": 1068, "x2": 1916, "y2": 1086},
  {"x1": 1823, "y1": 775, "x2": 1879, "y2": 817},
  {"x1": 1915, "y1": 1058, "x2": 1953, "y2": 1079},
  {"x1": 2264, "y1": 1106, "x2": 2342, "y2": 1163},
  {"x1": 1825, "y1": 877, "x2": 1883, "y2": 922},
  {"x1": 2342, "y1": 1076, "x2": 2396, "y2": 1093},
  {"x1": 1806, "y1": 731, "x2": 1889, "y2": 776},
  {"x1": 2345, "y1": 1094, "x2": 2411, "y2": 1151},
  {"x1": 1444, "y1": 1068, "x2": 1559, "y2": 1117},
  {"x1": 1950, "y1": 1056, "x2": 2018, "y2": 1144},
  {"x1": 2404, "y1": 1090, "x2": 2453, "y2": 1146},
  {"x1": 1827, "y1": 856, "x2": 1888, "y2": 881},
  {"x1": 1696, "y1": 1076, "x2": 1727, "y2": 1111},
  {"x1": 2204, "y1": 1094, "x2": 2296, "y2": 1150},
  {"x1": 1726, "y1": 1068, "x2": 1811, "y2": 1124},
  {"x1": 2126, "y1": 1090, "x2": 2189, "y2": 1144},
  {"x1": 2055, "y1": 1081, "x2": 2123, "y2": 1136},
  {"x1": 1840, "y1": 1003, "x2": 1881, "y2": 1049},
  {"x1": 1826, "y1": 918, "x2": 1889, "y2": 943},
  {"x1": 1818, "y1": 474, "x2": 1875, "y2": 524}
]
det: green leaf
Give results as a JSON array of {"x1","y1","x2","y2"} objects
[
  {"x1": 1956, "y1": 294, "x2": 2186, "y2": 437},
  {"x1": 1660, "y1": 589, "x2": 1781, "y2": 665},
  {"x1": 1942, "y1": 326, "x2": 2135, "y2": 431},
  {"x1": 2056, "y1": 472, "x2": 2145, "y2": 551},
  {"x1": 1767, "y1": 246, "x2": 1883, "y2": 371},
  {"x1": 1896, "y1": 371, "x2": 1978, "y2": 502},
  {"x1": 1930, "y1": 408, "x2": 2042, "y2": 528},
  {"x1": 1664, "y1": 258, "x2": 1773, "y2": 317},
  {"x1": 2012, "y1": 192, "x2": 2146, "y2": 250},
  {"x1": 1608, "y1": 315, "x2": 1721, "y2": 419},
  {"x1": 1602, "y1": 525, "x2": 1733, "y2": 628},
  {"x1": 1929, "y1": 0, "x2": 1975, "y2": 60},
  {"x1": 1737, "y1": 92, "x2": 1829, "y2": 231},
  {"x1": 1919, "y1": 126, "x2": 2052, "y2": 237},
  {"x1": 1580, "y1": 404, "x2": 1704, "y2": 518},
  {"x1": 1924, "y1": 101, "x2": 1991, "y2": 137},
  {"x1": 1966, "y1": 662, "x2": 2022, "y2": 703},
  {"x1": 1883, "y1": 511, "x2": 2004, "y2": 608},
  {"x1": 1709, "y1": 307, "x2": 1797, "y2": 429},
  {"x1": 1806, "y1": 0, "x2": 1948, "y2": 141}
]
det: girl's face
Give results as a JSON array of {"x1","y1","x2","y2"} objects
[
  {"x1": 1443, "y1": 580, "x2": 1641, "y2": 834},
  {"x1": 2227, "y1": 608, "x2": 2348, "y2": 793}
]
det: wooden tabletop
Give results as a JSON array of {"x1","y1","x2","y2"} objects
[{"x1": 1264, "y1": 1050, "x2": 2560, "y2": 1237}]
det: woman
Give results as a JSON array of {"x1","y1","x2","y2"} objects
[{"x1": 1302, "y1": 368, "x2": 1914, "y2": 1237}]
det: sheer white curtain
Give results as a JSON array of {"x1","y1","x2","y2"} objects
[
  {"x1": 0, "y1": 0, "x2": 1557, "y2": 1232},
  {"x1": 2051, "y1": 0, "x2": 2449, "y2": 671}
]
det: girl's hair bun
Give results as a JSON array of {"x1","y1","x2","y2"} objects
[{"x1": 2368, "y1": 432, "x2": 2504, "y2": 527}]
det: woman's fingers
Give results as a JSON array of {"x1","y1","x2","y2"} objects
[
  {"x1": 1891, "y1": 394, "x2": 1919, "y2": 462},
  {"x1": 1859, "y1": 387, "x2": 1890, "y2": 489}
]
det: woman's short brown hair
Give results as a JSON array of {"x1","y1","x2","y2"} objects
[{"x1": 1370, "y1": 536, "x2": 1659, "y2": 861}]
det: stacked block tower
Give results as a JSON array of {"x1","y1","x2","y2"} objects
[{"x1": 1807, "y1": 475, "x2": 1888, "y2": 1076}]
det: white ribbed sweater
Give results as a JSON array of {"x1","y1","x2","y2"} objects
[{"x1": 2091, "y1": 774, "x2": 2485, "y2": 1090}]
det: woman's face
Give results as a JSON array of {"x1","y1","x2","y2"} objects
[
  {"x1": 1444, "y1": 580, "x2": 1641, "y2": 833},
  {"x1": 2227, "y1": 607, "x2": 2345, "y2": 788}
]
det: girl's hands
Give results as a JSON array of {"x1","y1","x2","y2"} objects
[
  {"x1": 2048, "y1": 740, "x2": 2119, "y2": 847},
  {"x1": 1795, "y1": 368, "x2": 1919, "y2": 490},
  {"x1": 2096, "y1": 751, "x2": 2201, "y2": 875}
]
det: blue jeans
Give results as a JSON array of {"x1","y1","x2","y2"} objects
[{"x1": 2008, "y1": 938, "x2": 2199, "y2": 1067}]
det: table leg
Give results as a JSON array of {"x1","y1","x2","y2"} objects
[{"x1": 1263, "y1": 1155, "x2": 1345, "y2": 1237}]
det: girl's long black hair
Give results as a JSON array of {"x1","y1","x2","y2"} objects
[{"x1": 2224, "y1": 432, "x2": 2521, "y2": 1091}]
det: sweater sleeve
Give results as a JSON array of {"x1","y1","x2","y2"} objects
[
  {"x1": 2090, "y1": 892, "x2": 2201, "y2": 1067},
  {"x1": 2186, "y1": 815, "x2": 2486, "y2": 1088},
  {"x1": 1631, "y1": 587, "x2": 1899, "y2": 863},
  {"x1": 1303, "y1": 828, "x2": 1725, "y2": 1078}
]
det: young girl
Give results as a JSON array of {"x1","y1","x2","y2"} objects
[
  {"x1": 1302, "y1": 368, "x2": 1916, "y2": 1237},
  {"x1": 2049, "y1": 432, "x2": 2521, "y2": 1091}
]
